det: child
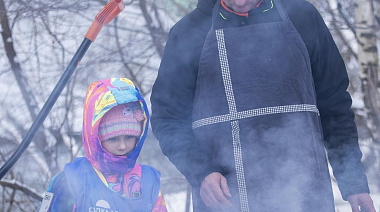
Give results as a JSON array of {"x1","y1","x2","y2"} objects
[{"x1": 40, "y1": 78, "x2": 167, "y2": 212}]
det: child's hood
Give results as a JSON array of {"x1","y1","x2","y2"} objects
[{"x1": 82, "y1": 78, "x2": 149, "y2": 174}]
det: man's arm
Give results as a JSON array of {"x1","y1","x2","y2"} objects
[
  {"x1": 308, "y1": 2, "x2": 370, "y2": 201},
  {"x1": 309, "y1": 6, "x2": 376, "y2": 211},
  {"x1": 150, "y1": 23, "x2": 223, "y2": 188}
]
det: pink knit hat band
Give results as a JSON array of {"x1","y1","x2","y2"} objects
[
  {"x1": 98, "y1": 103, "x2": 144, "y2": 141},
  {"x1": 98, "y1": 121, "x2": 142, "y2": 141}
]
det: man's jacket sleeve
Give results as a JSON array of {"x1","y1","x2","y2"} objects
[
  {"x1": 308, "y1": 4, "x2": 370, "y2": 200},
  {"x1": 150, "y1": 24, "x2": 224, "y2": 188}
]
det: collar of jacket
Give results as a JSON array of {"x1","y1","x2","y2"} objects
[{"x1": 217, "y1": 0, "x2": 273, "y2": 22}]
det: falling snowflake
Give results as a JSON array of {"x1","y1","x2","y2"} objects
[{"x1": 6, "y1": 37, "x2": 12, "y2": 43}]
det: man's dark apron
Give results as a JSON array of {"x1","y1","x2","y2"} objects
[{"x1": 192, "y1": 0, "x2": 335, "y2": 211}]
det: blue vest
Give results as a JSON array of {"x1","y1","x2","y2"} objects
[{"x1": 64, "y1": 157, "x2": 160, "y2": 212}]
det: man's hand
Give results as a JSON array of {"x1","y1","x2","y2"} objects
[
  {"x1": 200, "y1": 172, "x2": 233, "y2": 208},
  {"x1": 347, "y1": 193, "x2": 376, "y2": 212}
]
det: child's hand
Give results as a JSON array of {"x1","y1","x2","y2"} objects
[{"x1": 200, "y1": 172, "x2": 233, "y2": 208}]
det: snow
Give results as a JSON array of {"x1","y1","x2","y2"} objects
[
  {"x1": 165, "y1": 191, "x2": 193, "y2": 212},
  {"x1": 164, "y1": 185, "x2": 380, "y2": 211},
  {"x1": 351, "y1": 92, "x2": 364, "y2": 109},
  {"x1": 6, "y1": 37, "x2": 12, "y2": 43}
]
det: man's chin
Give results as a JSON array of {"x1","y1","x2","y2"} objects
[{"x1": 231, "y1": 5, "x2": 254, "y2": 13}]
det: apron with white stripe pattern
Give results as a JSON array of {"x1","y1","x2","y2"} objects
[{"x1": 191, "y1": 0, "x2": 335, "y2": 211}]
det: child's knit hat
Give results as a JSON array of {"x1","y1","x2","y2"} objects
[{"x1": 98, "y1": 102, "x2": 144, "y2": 141}]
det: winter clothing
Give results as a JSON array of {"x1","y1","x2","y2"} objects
[
  {"x1": 99, "y1": 103, "x2": 144, "y2": 141},
  {"x1": 193, "y1": 0, "x2": 335, "y2": 210},
  {"x1": 82, "y1": 78, "x2": 148, "y2": 174},
  {"x1": 104, "y1": 162, "x2": 143, "y2": 198},
  {"x1": 42, "y1": 78, "x2": 167, "y2": 212},
  {"x1": 150, "y1": 0, "x2": 370, "y2": 211},
  {"x1": 64, "y1": 157, "x2": 160, "y2": 211},
  {"x1": 45, "y1": 162, "x2": 167, "y2": 212}
]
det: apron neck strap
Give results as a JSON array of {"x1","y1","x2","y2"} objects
[{"x1": 272, "y1": 0, "x2": 290, "y2": 22}]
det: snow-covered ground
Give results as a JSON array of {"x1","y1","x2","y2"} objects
[
  {"x1": 165, "y1": 191, "x2": 193, "y2": 212},
  {"x1": 164, "y1": 188, "x2": 380, "y2": 211}
]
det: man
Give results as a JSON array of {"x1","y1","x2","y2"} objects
[{"x1": 150, "y1": 0, "x2": 376, "y2": 211}]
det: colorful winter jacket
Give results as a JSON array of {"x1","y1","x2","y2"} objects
[
  {"x1": 150, "y1": 0, "x2": 369, "y2": 207},
  {"x1": 41, "y1": 78, "x2": 167, "y2": 212}
]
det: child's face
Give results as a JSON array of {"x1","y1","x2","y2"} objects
[{"x1": 100, "y1": 135, "x2": 138, "y2": 156}]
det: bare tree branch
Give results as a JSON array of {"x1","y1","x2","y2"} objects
[
  {"x1": 0, "y1": 0, "x2": 40, "y2": 120},
  {"x1": 139, "y1": 0, "x2": 165, "y2": 58},
  {"x1": 324, "y1": 0, "x2": 358, "y2": 59},
  {"x1": 168, "y1": 0, "x2": 191, "y2": 15},
  {"x1": 0, "y1": 0, "x2": 60, "y2": 175},
  {"x1": 6, "y1": 186, "x2": 16, "y2": 212},
  {"x1": 337, "y1": 0, "x2": 357, "y2": 35},
  {"x1": 0, "y1": 179, "x2": 43, "y2": 201},
  {"x1": 113, "y1": 18, "x2": 144, "y2": 94}
]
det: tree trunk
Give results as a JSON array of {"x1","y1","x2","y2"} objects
[
  {"x1": 373, "y1": 0, "x2": 380, "y2": 25},
  {"x1": 0, "y1": 0, "x2": 56, "y2": 176},
  {"x1": 354, "y1": 0, "x2": 380, "y2": 143}
]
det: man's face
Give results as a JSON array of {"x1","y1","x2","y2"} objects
[{"x1": 222, "y1": 0, "x2": 262, "y2": 13}]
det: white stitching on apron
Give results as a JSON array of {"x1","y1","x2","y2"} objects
[
  {"x1": 231, "y1": 120, "x2": 250, "y2": 212},
  {"x1": 216, "y1": 29, "x2": 238, "y2": 114},
  {"x1": 215, "y1": 29, "x2": 250, "y2": 212},
  {"x1": 193, "y1": 104, "x2": 320, "y2": 129},
  {"x1": 201, "y1": 29, "x2": 321, "y2": 212}
]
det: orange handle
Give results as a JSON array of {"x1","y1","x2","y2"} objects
[{"x1": 85, "y1": 0, "x2": 125, "y2": 42}]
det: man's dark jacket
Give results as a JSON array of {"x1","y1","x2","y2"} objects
[{"x1": 151, "y1": 0, "x2": 370, "y2": 210}]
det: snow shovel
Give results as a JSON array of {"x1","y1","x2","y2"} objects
[{"x1": 0, "y1": 0, "x2": 125, "y2": 180}]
